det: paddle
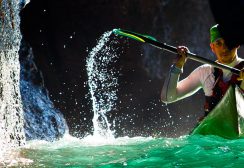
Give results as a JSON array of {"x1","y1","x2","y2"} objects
[{"x1": 113, "y1": 28, "x2": 241, "y2": 75}]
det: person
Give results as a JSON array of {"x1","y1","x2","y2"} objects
[{"x1": 161, "y1": 24, "x2": 244, "y2": 116}]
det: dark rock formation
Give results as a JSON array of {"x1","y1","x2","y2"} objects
[{"x1": 19, "y1": 41, "x2": 67, "y2": 141}]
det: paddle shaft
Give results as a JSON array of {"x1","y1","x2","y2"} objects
[
  {"x1": 115, "y1": 29, "x2": 241, "y2": 75},
  {"x1": 143, "y1": 37, "x2": 241, "y2": 75}
]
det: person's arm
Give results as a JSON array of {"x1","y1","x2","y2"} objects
[{"x1": 161, "y1": 46, "x2": 202, "y2": 103}]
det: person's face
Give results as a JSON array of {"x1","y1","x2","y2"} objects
[{"x1": 210, "y1": 38, "x2": 239, "y2": 64}]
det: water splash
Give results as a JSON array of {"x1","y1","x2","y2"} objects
[{"x1": 86, "y1": 31, "x2": 119, "y2": 139}]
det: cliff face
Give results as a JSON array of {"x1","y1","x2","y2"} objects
[
  {"x1": 0, "y1": 0, "x2": 26, "y2": 146},
  {"x1": 19, "y1": 0, "x2": 243, "y2": 138}
]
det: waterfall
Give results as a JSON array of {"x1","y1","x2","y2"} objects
[
  {"x1": 0, "y1": 0, "x2": 26, "y2": 149},
  {"x1": 86, "y1": 31, "x2": 119, "y2": 139}
]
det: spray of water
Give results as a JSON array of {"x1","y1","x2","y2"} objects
[{"x1": 86, "y1": 31, "x2": 119, "y2": 140}]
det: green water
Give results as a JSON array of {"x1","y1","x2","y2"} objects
[{"x1": 9, "y1": 134, "x2": 244, "y2": 167}]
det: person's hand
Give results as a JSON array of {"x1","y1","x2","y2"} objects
[
  {"x1": 237, "y1": 68, "x2": 244, "y2": 81},
  {"x1": 174, "y1": 46, "x2": 189, "y2": 68}
]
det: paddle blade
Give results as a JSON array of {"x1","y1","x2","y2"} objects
[{"x1": 113, "y1": 29, "x2": 157, "y2": 43}]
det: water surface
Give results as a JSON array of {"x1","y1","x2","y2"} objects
[{"x1": 13, "y1": 134, "x2": 244, "y2": 167}]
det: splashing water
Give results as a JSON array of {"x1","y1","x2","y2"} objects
[
  {"x1": 19, "y1": 134, "x2": 244, "y2": 167},
  {"x1": 86, "y1": 31, "x2": 119, "y2": 140}
]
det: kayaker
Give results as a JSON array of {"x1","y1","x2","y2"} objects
[{"x1": 161, "y1": 24, "x2": 244, "y2": 116}]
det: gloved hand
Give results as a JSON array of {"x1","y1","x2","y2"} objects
[{"x1": 174, "y1": 46, "x2": 189, "y2": 69}]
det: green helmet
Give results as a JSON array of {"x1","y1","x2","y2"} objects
[{"x1": 210, "y1": 24, "x2": 222, "y2": 43}]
